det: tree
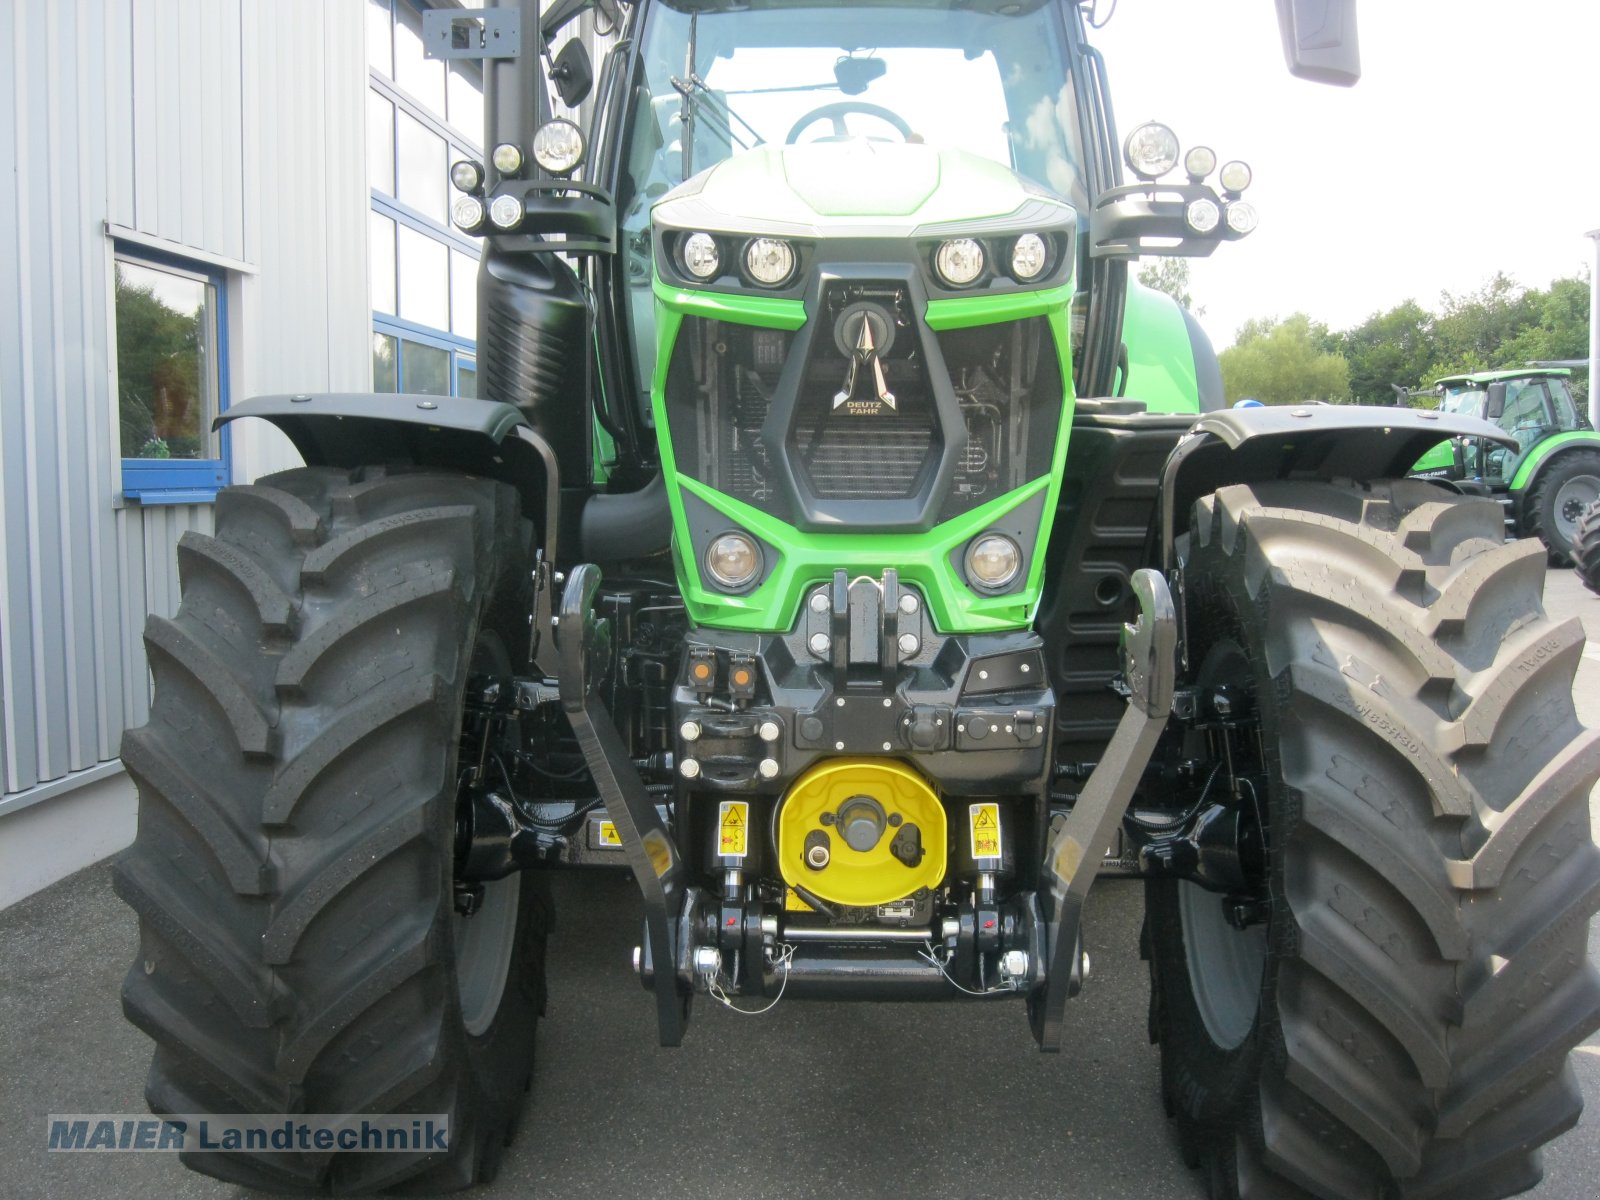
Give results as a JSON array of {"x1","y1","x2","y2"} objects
[
  {"x1": 1328, "y1": 300, "x2": 1435, "y2": 405},
  {"x1": 1219, "y1": 313, "x2": 1350, "y2": 405},
  {"x1": 1137, "y1": 257, "x2": 1201, "y2": 313}
]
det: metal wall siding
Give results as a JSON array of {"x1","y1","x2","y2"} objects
[
  {"x1": 129, "y1": 0, "x2": 246, "y2": 260},
  {"x1": 1, "y1": 0, "x2": 365, "y2": 802}
]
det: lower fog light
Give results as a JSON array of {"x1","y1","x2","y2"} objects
[{"x1": 965, "y1": 533, "x2": 1022, "y2": 590}]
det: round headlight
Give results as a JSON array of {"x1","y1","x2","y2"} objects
[
  {"x1": 488, "y1": 194, "x2": 523, "y2": 230},
  {"x1": 1010, "y1": 233, "x2": 1048, "y2": 281},
  {"x1": 452, "y1": 195, "x2": 486, "y2": 232},
  {"x1": 451, "y1": 159, "x2": 485, "y2": 193},
  {"x1": 1219, "y1": 160, "x2": 1252, "y2": 193},
  {"x1": 965, "y1": 533, "x2": 1022, "y2": 590},
  {"x1": 705, "y1": 532, "x2": 761, "y2": 590},
  {"x1": 1124, "y1": 122, "x2": 1180, "y2": 180},
  {"x1": 1225, "y1": 201, "x2": 1258, "y2": 235},
  {"x1": 1185, "y1": 197, "x2": 1220, "y2": 234},
  {"x1": 745, "y1": 237, "x2": 796, "y2": 286},
  {"x1": 1183, "y1": 145, "x2": 1217, "y2": 181},
  {"x1": 935, "y1": 238, "x2": 985, "y2": 287},
  {"x1": 681, "y1": 232, "x2": 721, "y2": 280},
  {"x1": 491, "y1": 143, "x2": 523, "y2": 175},
  {"x1": 532, "y1": 119, "x2": 585, "y2": 176}
]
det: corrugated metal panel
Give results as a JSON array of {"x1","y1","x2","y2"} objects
[
  {"x1": 2, "y1": 0, "x2": 367, "y2": 802},
  {"x1": 129, "y1": 0, "x2": 247, "y2": 260},
  {"x1": 0, "y1": 0, "x2": 127, "y2": 794}
]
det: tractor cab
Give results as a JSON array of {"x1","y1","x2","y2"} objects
[{"x1": 1409, "y1": 366, "x2": 1600, "y2": 558}]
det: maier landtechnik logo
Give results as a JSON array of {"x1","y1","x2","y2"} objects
[{"x1": 47, "y1": 1114, "x2": 449, "y2": 1153}]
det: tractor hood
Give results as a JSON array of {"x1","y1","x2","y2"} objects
[{"x1": 653, "y1": 142, "x2": 1071, "y2": 238}]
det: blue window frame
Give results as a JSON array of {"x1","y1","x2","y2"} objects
[
  {"x1": 368, "y1": 0, "x2": 482, "y2": 397},
  {"x1": 113, "y1": 247, "x2": 230, "y2": 503}
]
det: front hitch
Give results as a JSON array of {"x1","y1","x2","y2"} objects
[
  {"x1": 1029, "y1": 568, "x2": 1176, "y2": 1050},
  {"x1": 558, "y1": 563, "x2": 692, "y2": 1046}
]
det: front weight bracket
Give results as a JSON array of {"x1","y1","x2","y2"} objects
[
  {"x1": 1030, "y1": 567, "x2": 1176, "y2": 1051},
  {"x1": 558, "y1": 563, "x2": 691, "y2": 1047}
]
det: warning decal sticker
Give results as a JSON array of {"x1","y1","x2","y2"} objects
[
  {"x1": 596, "y1": 821, "x2": 622, "y2": 847},
  {"x1": 969, "y1": 803, "x2": 1002, "y2": 860},
  {"x1": 718, "y1": 801, "x2": 749, "y2": 859}
]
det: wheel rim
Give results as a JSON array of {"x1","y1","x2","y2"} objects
[
  {"x1": 1179, "y1": 879, "x2": 1267, "y2": 1050},
  {"x1": 1180, "y1": 638, "x2": 1269, "y2": 1051},
  {"x1": 454, "y1": 872, "x2": 520, "y2": 1037},
  {"x1": 1553, "y1": 474, "x2": 1600, "y2": 543},
  {"x1": 452, "y1": 628, "x2": 520, "y2": 1038}
]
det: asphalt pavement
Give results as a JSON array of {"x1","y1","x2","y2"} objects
[{"x1": 2, "y1": 567, "x2": 1598, "y2": 1200}]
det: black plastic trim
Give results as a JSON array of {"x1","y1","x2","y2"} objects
[{"x1": 762, "y1": 265, "x2": 966, "y2": 533}]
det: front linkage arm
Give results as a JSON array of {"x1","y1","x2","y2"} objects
[
  {"x1": 558, "y1": 564, "x2": 693, "y2": 1046},
  {"x1": 1030, "y1": 568, "x2": 1176, "y2": 1050}
]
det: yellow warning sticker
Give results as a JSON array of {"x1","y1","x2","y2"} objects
[
  {"x1": 784, "y1": 888, "x2": 814, "y2": 913},
  {"x1": 642, "y1": 829, "x2": 674, "y2": 878},
  {"x1": 596, "y1": 821, "x2": 622, "y2": 847},
  {"x1": 718, "y1": 801, "x2": 749, "y2": 859},
  {"x1": 970, "y1": 803, "x2": 1002, "y2": 860}
]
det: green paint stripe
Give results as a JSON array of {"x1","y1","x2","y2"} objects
[
  {"x1": 924, "y1": 282, "x2": 1075, "y2": 332},
  {"x1": 652, "y1": 277, "x2": 807, "y2": 330},
  {"x1": 1508, "y1": 431, "x2": 1600, "y2": 491}
]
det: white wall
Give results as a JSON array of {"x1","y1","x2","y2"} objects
[{"x1": 0, "y1": 0, "x2": 370, "y2": 905}]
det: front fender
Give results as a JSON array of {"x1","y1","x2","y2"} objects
[
  {"x1": 217, "y1": 392, "x2": 561, "y2": 557},
  {"x1": 1506, "y1": 430, "x2": 1600, "y2": 493},
  {"x1": 1156, "y1": 404, "x2": 1515, "y2": 572}
]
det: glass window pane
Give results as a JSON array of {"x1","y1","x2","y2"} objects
[
  {"x1": 367, "y1": 0, "x2": 393, "y2": 77},
  {"x1": 370, "y1": 212, "x2": 396, "y2": 314},
  {"x1": 367, "y1": 91, "x2": 394, "y2": 196},
  {"x1": 448, "y1": 63, "x2": 484, "y2": 146},
  {"x1": 396, "y1": 224, "x2": 449, "y2": 328},
  {"x1": 402, "y1": 339, "x2": 450, "y2": 396},
  {"x1": 450, "y1": 248, "x2": 478, "y2": 339},
  {"x1": 115, "y1": 259, "x2": 217, "y2": 460},
  {"x1": 394, "y1": 1, "x2": 446, "y2": 119},
  {"x1": 457, "y1": 358, "x2": 477, "y2": 399},
  {"x1": 373, "y1": 332, "x2": 398, "y2": 391},
  {"x1": 396, "y1": 110, "x2": 447, "y2": 222}
]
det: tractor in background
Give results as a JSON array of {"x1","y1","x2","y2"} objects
[{"x1": 1407, "y1": 366, "x2": 1600, "y2": 561}]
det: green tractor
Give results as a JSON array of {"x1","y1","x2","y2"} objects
[
  {"x1": 115, "y1": 2, "x2": 1600, "y2": 1197},
  {"x1": 1407, "y1": 367, "x2": 1600, "y2": 561}
]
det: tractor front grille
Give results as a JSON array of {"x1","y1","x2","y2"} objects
[
  {"x1": 661, "y1": 285, "x2": 1063, "y2": 525},
  {"x1": 793, "y1": 416, "x2": 935, "y2": 499}
]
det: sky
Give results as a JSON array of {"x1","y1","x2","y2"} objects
[{"x1": 1087, "y1": 0, "x2": 1600, "y2": 349}]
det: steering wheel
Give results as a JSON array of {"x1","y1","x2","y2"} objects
[{"x1": 785, "y1": 101, "x2": 914, "y2": 145}]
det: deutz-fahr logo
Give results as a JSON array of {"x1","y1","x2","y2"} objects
[{"x1": 832, "y1": 304, "x2": 897, "y2": 417}]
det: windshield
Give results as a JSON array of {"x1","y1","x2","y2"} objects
[
  {"x1": 1439, "y1": 386, "x2": 1485, "y2": 418},
  {"x1": 615, "y1": 0, "x2": 1086, "y2": 422}
]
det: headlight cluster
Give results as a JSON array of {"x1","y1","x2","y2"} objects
[
  {"x1": 677, "y1": 233, "x2": 800, "y2": 287},
  {"x1": 1123, "y1": 122, "x2": 1256, "y2": 238},
  {"x1": 932, "y1": 233, "x2": 1053, "y2": 289},
  {"x1": 449, "y1": 120, "x2": 587, "y2": 238}
]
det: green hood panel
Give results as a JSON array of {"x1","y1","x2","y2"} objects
[
  {"x1": 1410, "y1": 440, "x2": 1456, "y2": 474},
  {"x1": 657, "y1": 143, "x2": 1052, "y2": 233}
]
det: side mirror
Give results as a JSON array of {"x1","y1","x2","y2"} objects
[
  {"x1": 1485, "y1": 382, "x2": 1507, "y2": 422},
  {"x1": 551, "y1": 39, "x2": 593, "y2": 108},
  {"x1": 1275, "y1": 0, "x2": 1361, "y2": 86}
]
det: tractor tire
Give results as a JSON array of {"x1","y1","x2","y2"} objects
[
  {"x1": 115, "y1": 466, "x2": 548, "y2": 1193},
  {"x1": 1575, "y1": 497, "x2": 1600, "y2": 596},
  {"x1": 1148, "y1": 478, "x2": 1600, "y2": 1200},
  {"x1": 1521, "y1": 448, "x2": 1600, "y2": 564}
]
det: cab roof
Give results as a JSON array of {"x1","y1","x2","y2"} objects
[{"x1": 1434, "y1": 367, "x2": 1572, "y2": 387}]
